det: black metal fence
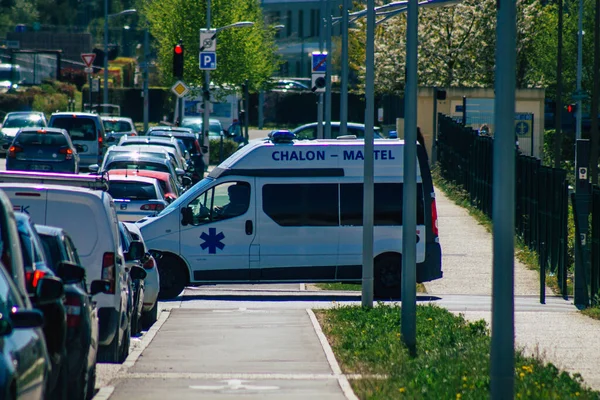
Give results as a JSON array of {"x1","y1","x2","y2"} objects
[{"x1": 437, "y1": 115, "x2": 569, "y2": 296}]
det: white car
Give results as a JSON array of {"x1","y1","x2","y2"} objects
[
  {"x1": 107, "y1": 174, "x2": 169, "y2": 222},
  {"x1": 123, "y1": 222, "x2": 160, "y2": 330}
]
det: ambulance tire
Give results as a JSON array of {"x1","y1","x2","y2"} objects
[
  {"x1": 157, "y1": 254, "x2": 188, "y2": 300},
  {"x1": 374, "y1": 253, "x2": 402, "y2": 300}
]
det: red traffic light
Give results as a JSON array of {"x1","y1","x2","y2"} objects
[
  {"x1": 174, "y1": 44, "x2": 183, "y2": 55},
  {"x1": 567, "y1": 104, "x2": 577, "y2": 113}
]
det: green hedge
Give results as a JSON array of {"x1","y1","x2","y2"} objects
[{"x1": 209, "y1": 138, "x2": 238, "y2": 165}]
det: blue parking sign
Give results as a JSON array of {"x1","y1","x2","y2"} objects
[
  {"x1": 312, "y1": 52, "x2": 327, "y2": 73},
  {"x1": 200, "y1": 52, "x2": 217, "y2": 70}
]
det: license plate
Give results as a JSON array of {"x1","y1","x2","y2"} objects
[{"x1": 30, "y1": 164, "x2": 51, "y2": 171}]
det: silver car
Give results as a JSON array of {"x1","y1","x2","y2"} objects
[{"x1": 107, "y1": 175, "x2": 169, "y2": 222}]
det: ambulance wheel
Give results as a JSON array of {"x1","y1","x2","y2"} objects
[
  {"x1": 374, "y1": 253, "x2": 402, "y2": 299},
  {"x1": 157, "y1": 254, "x2": 187, "y2": 300}
]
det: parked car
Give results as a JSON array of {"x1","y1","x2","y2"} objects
[
  {"x1": 273, "y1": 79, "x2": 310, "y2": 92},
  {"x1": 108, "y1": 169, "x2": 180, "y2": 203},
  {"x1": 291, "y1": 122, "x2": 384, "y2": 140},
  {"x1": 99, "y1": 153, "x2": 188, "y2": 190},
  {"x1": 123, "y1": 222, "x2": 160, "y2": 330},
  {"x1": 37, "y1": 225, "x2": 110, "y2": 400},
  {"x1": 0, "y1": 261, "x2": 49, "y2": 400},
  {"x1": 101, "y1": 116, "x2": 137, "y2": 144},
  {"x1": 90, "y1": 145, "x2": 182, "y2": 175},
  {"x1": 48, "y1": 112, "x2": 106, "y2": 169},
  {"x1": 5, "y1": 127, "x2": 80, "y2": 173},
  {"x1": 181, "y1": 117, "x2": 225, "y2": 139},
  {"x1": 118, "y1": 222, "x2": 147, "y2": 336},
  {"x1": 15, "y1": 212, "x2": 68, "y2": 399},
  {"x1": 146, "y1": 128, "x2": 206, "y2": 182},
  {"x1": 107, "y1": 175, "x2": 169, "y2": 222},
  {"x1": 0, "y1": 111, "x2": 47, "y2": 155},
  {"x1": 0, "y1": 178, "x2": 132, "y2": 364}
]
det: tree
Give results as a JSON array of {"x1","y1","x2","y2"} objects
[{"x1": 142, "y1": 0, "x2": 279, "y2": 92}]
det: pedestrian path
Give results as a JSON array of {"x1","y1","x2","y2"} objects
[{"x1": 425, "y1": 189, "x2": 600, "y2": 391}]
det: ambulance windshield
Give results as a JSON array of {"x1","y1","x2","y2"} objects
[{"x1": 155, "y1": 177, "x2": 214, "y2": 217}]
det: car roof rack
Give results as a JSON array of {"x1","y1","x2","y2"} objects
[{"x1": 0, "y1": 171, "x2": 108, "y2": 191}]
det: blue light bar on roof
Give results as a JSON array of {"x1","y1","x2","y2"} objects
[{"x1": 270, "y1": 130, "x2": 296, "y2": 143}]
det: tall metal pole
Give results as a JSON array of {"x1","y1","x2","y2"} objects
[
  {"x1": 401, "y1": 0, "x2": 418, "y2": 355},
  {"x1": 143, "y1": 28, "x2": 149, "y2": 133},
  {"x1": 431, "y1": 87, "x2": 438, "y2": 165},
  {"x1": 103, "y1": 0, "x2": 109, "y2": 115},
  {"x1": 554, "y1": 0, "x2": 564, "y2": 169},
  {"x1": 491, "y1": 0, "x2": 516, "y2": 397},
  {"x1": 340, "y1": 0, "x2": 349, "y2": 137},
  {"x1": 362, "y1": 0, "x2": 375, "y2": 308},
  {"x1": 203, "y1": 0, "x2": 212, "y2": 152},
  {"x1": 591, "y1": 0, "x2": 600, "y2": 185},
  {"x1": 325, "y1": 0, "x2": 333, "y2": 139},
  {"x1": 576, "y1": 0, "x2": 583, "y2": 140},
  {"x1": 317, "y1": 0, "x2": 325, "y2": 140}
]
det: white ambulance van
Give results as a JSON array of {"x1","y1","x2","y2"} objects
[
  {"x1": 137, "y1": 131, "x2": 442, "y2": 299},
  {"x1": 0, "y1": 172, "x2": 134, "y2": 363}
]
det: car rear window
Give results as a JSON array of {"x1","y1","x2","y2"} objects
[
  {"x1": 3, "y1": 115, "x2": 45, "y2": 128},
  {"x1": 108, "y1": 181, "x2": 158, "y2": 200},
  {"x1": 51, "y1": 117, "x2": 97, "y2": 141},
  {"x1": 106, "y1": 161, "x2": 170, "y2": 174},
  {"x1": 38, "y1": 234, "x2": 63, "y2": 272},
  {"x1": 104, "y1": 120, "x2": 132, "y2": 133},
  {"x1": 16, "y1": 132, "x2": 68, "y2": 146}
]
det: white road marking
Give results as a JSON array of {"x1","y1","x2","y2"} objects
[
  {"x1": 190, "y1": 379, "x2": 279, "y2": 391},
  {"x1": 307, "y1": 309, "x2": 360, "y2": 400},
  {"x1": 121, "y1": 372, "x2": 386, "y2": 380},
  {"x1": 299, "y1": 283, "x2": 306, "y2": 291},
  {"x1": 91, "y1": 386, "x2": 115, "y2": 400},
  {"x1": 121, "y1": 309, "x2": 171, "y2": 369}
]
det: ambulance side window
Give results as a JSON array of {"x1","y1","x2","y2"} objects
[{"x1": 187, "y1": 181, "x2": 251, "y2": 225}]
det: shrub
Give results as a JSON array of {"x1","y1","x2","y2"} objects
[
  {"x1": 32, "y1": 92, "x2": 68, "y2": 115},
  {"x1": 209, "y1": 138, "x2": 238, "y2": 164}
]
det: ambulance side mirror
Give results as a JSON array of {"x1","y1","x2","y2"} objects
[{"x1": 181, "y1": 206, "x2": 193, "y2": 226}]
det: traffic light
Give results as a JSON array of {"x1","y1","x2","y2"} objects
[
  {"x1": 173, "y1": 42, "x2": 184, "y2": 79},
  {"x1": 567, "y1": 103, "x2": 577, "y2": 113}
]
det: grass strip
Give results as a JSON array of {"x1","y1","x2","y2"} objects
[
  {"x1": 317, "y1": 304, "x2": 600, "y2": 399},
  {"x1": 315, "y1": 283, "x2": 427, "y2": 293}
]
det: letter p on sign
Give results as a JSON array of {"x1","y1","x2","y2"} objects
[{"x1": 199, "y1": 52, "x2": 217, "y2": 70}]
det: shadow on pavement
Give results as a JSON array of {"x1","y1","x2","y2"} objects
[{"x1": 160, "y1": 292, "x2": 442, "y2": 303}]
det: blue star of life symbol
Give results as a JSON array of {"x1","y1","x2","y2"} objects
[{"x1": 200, "y1": 228, "x2": 225, "y2": 254}]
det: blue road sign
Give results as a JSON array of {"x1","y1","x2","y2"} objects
[
  {"x1": 515, "y1": 121, "x2": 529, "y2": 136},
  {"x1": 200, "y1": 52, "x2": 217, "y2": 70},
  {"x1": 312, "y1": 52, "x2": 327, "y2": 73}
]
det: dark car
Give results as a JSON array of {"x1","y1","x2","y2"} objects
[
  {"x1": 0, "y1": 261, "x2": 49, "y2": 400},
  {"x1": 118, "y1": 222, "x2": 147, "y2": 336},
  {"x1": 48, "y1": 112, "x2": 106, "y2": 169},
  {"x1": 146, "y1": 127, "x2": 206, "y2": 182},
  {"x1": 5, "y1": 127, "x2": 80, "y2": 173},
  {"x1": 15, "y1": 212, "x2": 68, "y2": 400},
  {"x1": 292, "y1": 122, "x2": 384, "y2": 140},
  {"x1": 37, "y1": 225, "x2": 110, "y2": 400},
  {"x1": 0, "y1": 111, "x2": 47, "y2": 155}
]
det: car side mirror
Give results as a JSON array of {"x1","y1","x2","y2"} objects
[
  {"x1": 10, "y1": 309, "x2": 44, "y2": 329},
  {"x1": 57, "y1": 261, "x2": 86, "y2": 284},
  {"x1": 125, "y1": 241, "x2": 145, "y2": 261},
  {"x1": 36, "y1": 276, "x2": 64, "y2": 303},
  {"x1": 182, "y1": 176, "x2": 192, "y2": 187},
  {"x1": 129, "y1": 265, "x2": 147, "y2": 280},
  {"x1": 181, "y1": 206, "x2": 193, "y2": 226},
  {"x1": 90, "y1": 279, "x2": 111, "y2": 296},
  {"x1": 175, "y1": 168, "x2": 185, "y2": 176},
  {"x1": 89, "y1": 164, "x2": 99, "y2": 173}
]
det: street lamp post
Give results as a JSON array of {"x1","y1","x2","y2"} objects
[{"x1": 103, "y1": 4, "x2": 136, "y2": 115}]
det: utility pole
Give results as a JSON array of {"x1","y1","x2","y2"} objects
[
  {"x1": 555, "y1": 0, "x2": 564, "y2": 168},
  {"x1": 325, "y1": 0, "x2": 332, "y2": 139},
  {"x1": 340, "y1": 0, "x2": 349, "y2": 137},
  {"x1": 203, "y1": 0, "x2": 212, "y2": 151},
  {"x1": 576, "y1": 0, "x2": 584, "y2": 140},
  {"x1": 591, "y1": 0, "x2": 600, "y2": 184},
  {"x1": 143, "y1": 28, "x2": 149, "y2": 133}
]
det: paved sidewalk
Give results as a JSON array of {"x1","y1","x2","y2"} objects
[{"x1": 425, "y1": 189, "x2": 600, "y2": 391}]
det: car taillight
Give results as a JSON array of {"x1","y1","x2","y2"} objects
[
  {"x1": 143, "y1": 256, "x2": 155, "y2": 269},
  {"x1": 102, "y1": 252, "x2": 115, "y2": 294},
  {"x1": 140, "y1": 204, "x2": 165, "y2": 211},
  {"x1": 25, "y1": 270, "x2": 47, "y2": 291},
  {"x1": 8, "y1": 145, "x2": 23, "y2": 158},
  {"x1": 65, "y1": 295, "x2": 82, "y2": 328},
  {"x1": 98, "y1": 134, "x2": 103, "y2": 152},
  {"x1": 59, "y1": 147, "x2": 73, "y2": 160},
  {"x1": 431, "y1": 196, "x2": 439, "y2": 236}
]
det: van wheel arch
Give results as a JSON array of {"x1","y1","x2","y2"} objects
[
  {"x1": 154, "y1": 251, "x2": 190, "y2": 300},
  {"x1": 374, "y1": 252, "x2": 402, "y2": 299}
]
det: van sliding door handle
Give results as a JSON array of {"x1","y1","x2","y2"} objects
[{"x1": 245, "y1": 220, "x2": 253, "y2": 235}]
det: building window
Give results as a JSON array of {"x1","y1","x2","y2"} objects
[
  {"x1": 286, "y1": 10, "x2": 292, "y2": 37},
  {"x1": 298, "y1": 10, "x2": 304, "y2": 38},
  {"x1": 310, "y1": 9, "x2": 320, "y2": 38},
  {"x1": 263, "y1": 183, "x2": 339, "y2": 226}
]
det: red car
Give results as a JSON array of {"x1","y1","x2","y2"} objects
[{"x1": 107, "y1": 169, "x2": 180, "y2": 202}]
